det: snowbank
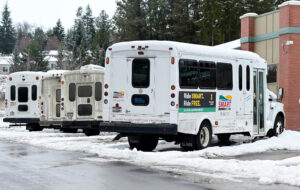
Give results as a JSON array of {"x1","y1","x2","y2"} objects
[{"x1": 0, "y1": 122, "x2": 299, "y2": 187}]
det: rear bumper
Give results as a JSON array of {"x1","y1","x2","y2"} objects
[
  {"x1": 61, "y1": 120, "x2": 101, "y2": 129},
  {"x1": 99, "y1": 122, "x2": 178, "y2": 135},
  {"x1": 3, "y1": 118, "x2": 40, "y2": 124}
]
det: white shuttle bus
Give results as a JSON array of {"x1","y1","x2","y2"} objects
[
  {"x1": 39, "y1": 70, "x2": 67, "y2": 128},
  {"x1": 100, "y1": 41, "x2": 285, "y2": 151},
  {"x1": 4, "y1": 71, "x2": 45, "y2": 131},
  {"x1": 60, "y1": 65, "x2": 104, "y2": 136}
]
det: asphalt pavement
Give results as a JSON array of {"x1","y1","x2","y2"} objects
[{"x1": 0, "y1": 140, "x2": 298, "y2": 190}]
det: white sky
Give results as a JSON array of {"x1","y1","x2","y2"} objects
[{"x1": 0, "y1": 0, "x2": 117, "y2": 30}]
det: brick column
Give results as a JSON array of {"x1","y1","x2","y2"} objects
[
  {"x1": 240, "y1": 13, "x2": 257, "y2": 52},
  {"x1": 278, "y1": 1, "x2": 300, "y2": 130}
]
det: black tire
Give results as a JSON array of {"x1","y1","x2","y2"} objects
[
  {"x1": 217, "y1": 134, "x2": 231, "y2": 144},
  {"x1": 26, "y1": 124, "x2": 43, "y2": 132},
  {"x1": 193, "y1": 121, "x2": 212, "y2": 150},
  {"x1": 268, "y1": 116, "x2": 284, "y2": 137},
  {"x1": 83, "y1": 129, "x2": 100, "y2": 136},
  {"x1": 128, "y1": 135, "x2": 159, "y2": 152},
  {"x1": 61, "y1": 128, "x2": 78, "y2": 133}
]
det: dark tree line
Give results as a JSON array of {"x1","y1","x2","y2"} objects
[
  {"x1": 0, "y1": 0, "x2": 287, "y2": 72},
  {"x1": 113, "y1": 0, "x2": 286, "y2": 45}
]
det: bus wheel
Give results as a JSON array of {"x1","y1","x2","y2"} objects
[
  {"x1": 217, "y1": 134, "x2": 231, "y2": 144},
  {"x1": 83, "y1": 129, "x2": 100, "y2": 136},
  {"x1": 274, "y1": 116, "x2": 284, "y2": 136},
  {"x1": 193, "y1": 121, "x2": 212, "y2": 150},
  {"x1": 128, "y1": 135, "x2": 158, "y2": 152}
]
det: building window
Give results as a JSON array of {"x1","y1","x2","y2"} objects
[
  {"x1": 267, "y1": 65, "x2": 277, "y2": 83},
  {"x1": 3, "y1": 67, "x2": 8, "y2": 73}
]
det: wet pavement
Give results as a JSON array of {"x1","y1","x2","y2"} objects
[{"x1": 0, "y1": 140, "x2": 299, "y2": 190}]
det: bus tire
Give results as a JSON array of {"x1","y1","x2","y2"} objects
[
  {"x1": 128, "y1": 135, "x2": 158, "y2": 152},
  {"x1": 217, "y1": 134, "x2": 231, "y2": 144},
  {"x1": 193, "y1": 121, "x2": 212, "y2": 150},
  {"x1": 269, "y1": 115, "x2": 284, "y2": 137},
  {"x1": 26, "y1": 124, "x2": 43, "y2": 132},
  {"x1": 83, "y1": 129, "x2": 100, "y2": 136}
]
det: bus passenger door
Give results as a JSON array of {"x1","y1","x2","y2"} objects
[{"x1": 253, "y1": 69, "x2": 265, "y2": 134}]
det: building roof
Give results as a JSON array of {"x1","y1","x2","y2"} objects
[{"x1": 0, "y1": 56, "x2": 13, "y2": 65}]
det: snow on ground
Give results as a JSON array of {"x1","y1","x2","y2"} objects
[{"x1": 0, "y1": 118, "x2": 300, "y2": 187}]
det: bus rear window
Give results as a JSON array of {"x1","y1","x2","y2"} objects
[
  {"x1": 78, "y1": 86, "x2": 92, "y2": 97},
  {"x1": 69, "y1": 83, "x2": 76, "y2": 102},
  {"x1": 217, "y1": 63, "x2": 233, "y2": 90},
  {"x1": 132, "y1": 59, "x2": 150, "y2": 88},
  {"x1": 10, "y1": 85, "x2": 16, "y2": 101},
  {"x1": 32, "y1": 85, "x2": 37, "y2": 101},
  {"x1": 95, "y1": 82, "x2": 102, "y2": 101},
  {"x1": 18, "y1": 87, "x2": 28, "y2": 102}
]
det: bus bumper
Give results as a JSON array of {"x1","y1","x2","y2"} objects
[
  {"x1": 3, "y1": 118, "x2": 40, "y2": 124},
  {"x1": 99, "y1": 122, "x2": 178, "y2": 135},
  {"x1": 61, "y1": 120, "x2": 101, "y2": 128}
]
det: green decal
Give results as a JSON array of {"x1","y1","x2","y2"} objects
[{"x1": 179, "y1": 107, "x2": 216, "y2": 113}]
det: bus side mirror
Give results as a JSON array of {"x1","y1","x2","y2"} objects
[{"x1": 279, "y1": 88, "x2": 284, "y2": 100}]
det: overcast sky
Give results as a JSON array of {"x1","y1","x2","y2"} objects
[{"x1": 0, "y1": 0, "x2": 117, "y2": 30}]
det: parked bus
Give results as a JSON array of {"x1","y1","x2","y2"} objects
[
  {"x1": 100, "y1": 41, "x2": 285, "y2": 151},
  {"x1": 4, "y1": 71, "x2": 44, "y2": 131},
  {"x1": 39, "y1": 70, "x2": 66, "y2": 129},
  {"x1": 60, "y1": 65, "x2": 104, "y2": 136}
]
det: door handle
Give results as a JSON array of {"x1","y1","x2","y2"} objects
[{"x1": 87, "y1": 98, "x2": 90, "y2": 103}]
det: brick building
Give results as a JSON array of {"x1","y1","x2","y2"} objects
[{"x1": 240, "y1": 1, "x2": 300, "y2": 130}]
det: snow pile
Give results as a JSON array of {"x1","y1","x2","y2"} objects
[{"x1": 0, "y1": 123, "x2": 300, "y2": 187}]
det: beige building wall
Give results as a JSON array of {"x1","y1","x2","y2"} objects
[{"x1": 253, "y1": 11, "x2": 280, "y2": 94}]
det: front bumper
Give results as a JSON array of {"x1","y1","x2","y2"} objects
[
  {"x1": 3, "y1": 118, "x2": 40, "y2": 124},
  {"x1": 99, "y1": 122, "x2": 178, "y2": 135}
]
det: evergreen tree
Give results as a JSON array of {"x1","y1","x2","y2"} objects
[
  {"x1": 34, "y1": 27, "x2": 47, "y2": 49},
  {"x1": 53, "y1": 19, "x2": 65, "y2": 42},
  {"x1": 114, "y1": 0, "x2": 147, "y2": 41},
  {"x1": 25, "y1": 40, "x2": 48, "y2": 71},
  {"x1": 0, "y1": 3, "x2": 16, "y2": 54},
  {"x1": 91, "y1": 10, "x2": 111, "y2": 65},
  {"x1": 83, "y1": 5, "x2": 96, "y2": 46}
]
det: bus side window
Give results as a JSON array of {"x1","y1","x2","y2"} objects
[
  {"x1": 198, "y1": 61, "x2": 216, "y2": 89},
  {"x1": 246, "y1": 66, "x2": 250, "y2": 91},
  {"x1": 95, "y1": 82, "x2": 102, "y2": 101},
  {"x1": 179, "y1": 59, "x2": 198, "y2": 89},
  {"x1": 10, "y1": 85, "x2": 16, "y2": 101},
  {"x1": 217, "y1": 63, "x2": 233, "y2": 90},
  {"x1": 239, "y1": 65, "x2": 242, "y2": 91},
  {"x1": 69, "y1": 83, "x2": 76, "y2": 102},
  {"x1": 32, "y1": 85, "x2": 37, "y2": 101}
]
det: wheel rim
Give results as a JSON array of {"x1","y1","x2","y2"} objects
[
  {"x1": 200, "y1": 126, "x2": 210, "y2": 147},
  {"x1": 276, "y1": 120, "x2": 283, "y2": 135}
]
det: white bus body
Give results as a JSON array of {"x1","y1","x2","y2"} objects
[
  {"x1": 39, "y1": 70, "x2": 67, "y2": 128},
  {"x1": 4, "y1": 71, "x2": 44, "y2": 131},
  {"x1": 100, "y1": 41, "x2": 285, "y2": 151},
  {"x1": 60, "y1": 65, "x2": 104, "y2": 135}
]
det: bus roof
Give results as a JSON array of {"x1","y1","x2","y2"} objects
[
  {"x1": 109, "y1": 40, "x2": 264, "y2": 62},
  {"x1": 42, "y1": 70, "x2": 68, "y2": 79},
  {"x1": 8, "y1": 71, "x2": 45, "y2": 77}
]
